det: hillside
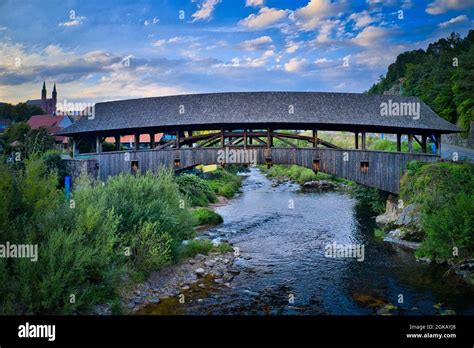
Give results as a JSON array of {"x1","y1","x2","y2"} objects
[{"x1": 368, "y1": 31, "x2": 474, "y2": 135}]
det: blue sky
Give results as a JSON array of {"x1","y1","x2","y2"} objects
[{"x1": 0, "y1": 0, "x2": 472, "y2": 104}]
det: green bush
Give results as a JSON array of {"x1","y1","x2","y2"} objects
[
  {"x1": 178, "y1": 239, "x2": 214, "y2": 259},
  {"x1": 192, "y1": 207, "x2": 223, "y2": 226},
  {"x1": 351, "y1": 185, "x2": 388, "y2": 214},
  {"x1": 400, "y1": 161, "x2": 474, "y2": 261},
  {"x1": 417, "y1": 193, "x2": 473, "y2": 260},
  {"x1": 263, "y1": 164, "x2": 332, "y2": 184},
  {"x1": 131, "y1": 222, "x2": 172, "y2": 272},
  {"x1": 176, "y1": 173, "x2": 217, "y2": 206},
  {"x1": 206, "y1": 168, "x2": 242, "y2": 198}
]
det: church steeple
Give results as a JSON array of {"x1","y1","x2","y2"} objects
[
  {"x1": 41, "y1": 81, "x2": 47, "y2": 100},
  {"x1": 52, "y1": 83, "x2": 57, "y2": 100}
]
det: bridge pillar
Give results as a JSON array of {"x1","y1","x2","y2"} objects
[
  {"x1": 396, "y1": 134, "x2": 401, "y2": 152},
  {"x1": 361, "y1": 132, "x2": 366, "y2": 150},
  {"x1": 355, "y1": 132, "x2": 359, "y2": 149},
  {"x1": 115, "y1": 136, "x2": 120, "y2": 151},
  {"x1": 96, "y1": 135, "x2": 102, "y2": 153},
  {"x1": 436, "y1": 134, "x2": 441, "y2": 156},
  {"x1": 243, "y1": 129, "x2": 247, "y2": 149},
  {"x1": 421, "y1": 135, "x2": 427, "y2": 153},
  {"x1": 408, "y1": 134, "x2": 413, "y2": 153},
  {"x1": 266, "y1": 128, "x2": 272, "y2": 148},
  {"x1": 176, "y1": 130, "x2": 180, "y2": 149},
  {"x1": 220, "y1": 128, "x2": 225, "y2": 148},
  {"x1": 313, "y1": 129, "x2": 318, "y2": 148},
  {"x1": 150, "y1": 133, "x2": 155, "y2": 149},
  {"x1": 134, "y1": 134, "x2": 139, "y2": 151}
]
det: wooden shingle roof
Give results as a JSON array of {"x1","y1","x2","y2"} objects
[{"x1": 57, "y1": 92, "x2": 460, "y2": 136}]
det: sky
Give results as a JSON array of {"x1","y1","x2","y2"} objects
[{"x1": 0, "y1": 0, "x2": 472, "y2": 105}]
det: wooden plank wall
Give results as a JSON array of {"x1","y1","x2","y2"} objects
[{"x1": 92, "y1": 147, "x2": 439, "y2": 193}]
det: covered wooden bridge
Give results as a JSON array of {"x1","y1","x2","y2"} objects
[{"x1": 57, "y1": 92, "x2": 460, "y2": 193}]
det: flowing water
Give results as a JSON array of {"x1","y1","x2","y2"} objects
[{"x1": 141, "y1": 168, "x2": 474, "y2": 315}]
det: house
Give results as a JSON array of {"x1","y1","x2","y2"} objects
[{"x1": 27, "y1": 114, "x2": 73, "y2": 150}]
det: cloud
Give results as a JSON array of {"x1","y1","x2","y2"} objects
[
  {"x1": 58, "y1": 16, "x2": 86, "y2": 27},
  {"x1": 246, "y1": 0, "x2": 265, "y2": 7},
  {"x1": 295, "y1": 0, "x2": 345, "y2": 30},
  {"x1": 438, "y1": 14, "x2": 468, "y2": 27},
  {"x1": 351, "y1": 25, "x2": 389, "y2": 47},
  {"x1": 426, "y1": 0, "x2": 474, "y2": 15},
  {"x1": 0, "y1": 27, "x2": 7, "y2": 31},
  {"x1": 192, "y1": 0, "x2": 221, "y2": 22},
  {"x1": 315, "y1": 58, "x2": 332, "y2": 64},
  {"x1": 239, "y1": 36, "x2": 273, "y2": 51},
  {"x1": 285, "y1": 41, "x2": 300, "y2": 53},
  {"x1": 348, "y1": 11, "x2": 380, "y2": 29},
  {"x1": 239, "y1": 7, "x2": 288, "y2": 29},
  {"x1": 284, "y1": 57, "x2": 308, "y2": 72}
]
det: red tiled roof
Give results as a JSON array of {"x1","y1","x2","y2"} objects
[
  {"x1": 105, "y1": 134, "x2": 163, "y2": 143},
  {"x1": 27, "y1": 115, "x2": 68, "y2": 142}
]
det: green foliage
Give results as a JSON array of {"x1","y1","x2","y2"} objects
[
  {"x1": 192, "y1": 207, "x2": 223, "y2": 226},
  {"x1": 368, "y1": 138, "x2": 422, "y2": 152},
  {"x1": 400, "y1": 161, "x2": 474, "y2": 261},
  {"x1": 176, "y1": 173, "x2": 217, "y2": 206},
  {"x1": 212, "y1": 243, "x2": 234, "y2": 253},
  {"x1": 1, "y1": 122, "x2": 30, "y2": 154},
  {"x1": 374, "y1": 228, "x2": 385, "y2": 238},
  {"x1": 205, "y1": 168, "x2": 242, "y2": 198},
  {"x1": 262, "y1": 164, "x2": 332, "y2": 184},
  {"x1": 351, "y1": 185, "x2": 388, "y2": 214},
  {"x1": 178, "y1": 239, "x2": 214, "y2": 259},
  {"x1": 417, "y1": 193, "x2": 473, "y2": 260},
  {"x1": 0, "y1": 160, "x2": 197, "y2": 314},
  {"x1": 0, "y1": 102, "x2": 43, "y2": 123},
  {"x1": 368, "y1": 31, "x2": 474, "y2": 134},
  {"x1": 23, "y1": 127, "x2": 55, "y2": 156}
]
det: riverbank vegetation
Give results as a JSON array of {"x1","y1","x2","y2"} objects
[
  {"x1": 258, "y1": 164, "x2": 334, "y2": 184},
  {"x1": 400, "y1": 161, "x2": 474, "y2": 262},
  {"x1": 0, "y1": 152, "x2": 242, "y2": 314}
]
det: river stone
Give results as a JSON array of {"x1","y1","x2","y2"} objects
[
  {"x1": 127, "y1": 302, "x2": 135, "y2": 309},
  {"x1": 195, "y1": 268, "x2": 205, "y2": 276},
  {"x1": 189, "y1": 259, "x2": 196, "y2": 265},
  {"x1": 204, "y1": 260, "x2": 215, "y2": 267},
  {"x1": 195, "y1": 254, "x2": 206, "y2": 261},
  {"x1": 214, "y1": 278, "x2": 223, "y2": 284},
  {"x1": 181, "y1": 285, "x2": 190, "y2": 291},
  {"x1": 149, "y1": 298, "x2": 160, "y2": 304},
  {"x1": 396, "y1": 203, "x2": 419, "y2": 226}
]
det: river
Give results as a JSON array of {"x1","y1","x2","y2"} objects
[{"x1": 141, "y1": 167, "x2": 474, "y2": 315}]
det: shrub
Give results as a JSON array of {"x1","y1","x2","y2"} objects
[
  {"x1": 176, "y1": 173, "x2": 217, "y2": 206},
  {"x1": 192, "y1": 207, "x2": 223, "y2": 226},
  {"x1": 178, "y1": 239, "x2": 214, "y2": 259},
  {"x1": 206, "y1": 168, "x2": 242, "y2": 198}
]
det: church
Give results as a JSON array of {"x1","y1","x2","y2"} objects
[{"x1": 26, "y1": 81, "x2": 57, "y2": 115}]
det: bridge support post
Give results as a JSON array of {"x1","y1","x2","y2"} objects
[
  {"x1": 150, "y1": 133, "x2": 155, "y2": 149},
  {"x1": 436, "y1": 134, "x2": 441, "y2": 156},
  {"x1": 361, "y1": 132, "x2": 366, "y2": 150},
  {"x1": 220, "y1": 128, "x2": 225, "y2": 148},
  {"x1": 134, "y1": 134, "x2": 139, "y2": 151},
  {"x1": 243, "y1": 129, "x2": 247, "y2": 149},
  {"x1": 176, "y1": 130, "x2": 180, "y2": 149},
  {"x1": 396, "y1": 134, "x2": 401, "y2": 152},
  {"x1": 72, "y1": 137, "x2": 77, "y2": 158},
  {"x1": 421, "y1": 135, "x2": 427, "y2": 153},
  {"x1": 355, "y1": 132, "x2": 359, "y2": 149},
  {"x1": 115, "y1": 136, "x2": 120, "y2": 151},
  {"x1": 266, "y1": 128, "x2": 272, "y2": 148},
  {"x1": 408, "y1": 134, "x2": 413, "y2": 153},
  {"x1": 96, "y1": 135, "x2": 102, "y2": 153},
  {"x1": 313, "y1": 129, "x2": 318, "y2": 148}
]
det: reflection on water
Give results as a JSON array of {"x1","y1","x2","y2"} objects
[{"x1": 144, "y1": 167, "x2": 474, "y2": 315}]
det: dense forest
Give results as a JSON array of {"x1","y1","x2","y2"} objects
[
  {"x1": 368, "y1": 31, "x2": 473, "y2": 135},
  {"x1": 0, "y1": 103, "x2": 43, "y2": 123}
]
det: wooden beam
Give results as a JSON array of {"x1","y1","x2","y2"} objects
[
  {"x1": 176, "y1": 130, "x2": 180, "y2": 149},
  {"x1": 422, "y1": 135, "x2": 427, "y2": 153},
  {"x1": 436, "y1": 134, "x2": 441, "y2": 156},
  {"x1": 220, "y1": 128, "x2": 225, "y2": 148},
  {"x1": 355, "y1": 132, "x2": 359, "y2": 149},
  {"x1": 155, "y1": 139, "x2": 175, "y2": 150},
  {"x1": 96, "y1": 135, "x2": 102, "y2": 153},
  {"x1": 150, "y1": 133, "x2": 155, "y2": 149},
  {"x1": 243, "y1": 129, "x2": 247, "y2": 149},
  {"x1": 134, "y1": 133, "x2": 139, "y2": 151},
  {"x1": 313, "y1": 129, "x2": 318, "y2": 148},
  {"x1": 273, "y1": 134, "x2": 298, "y2": 147},
  {"x1": 115, "y1": 136, "x2": 120, "y2": 151},
  {"x1": 396, "y1": 134, "x2": 402, "y2": 152},
  {"x1": 198, "y1": 134, "x2": 220, "y2": 148},
  {"x1": 361, "y1": 132, "x2": 366, "y2": 150},
  {"x1": 408, "y1": 134, "x2": 413, "y2": 153},
  {"x1": 266, "y1": 128, "x2": 272, "y2": 149}
]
